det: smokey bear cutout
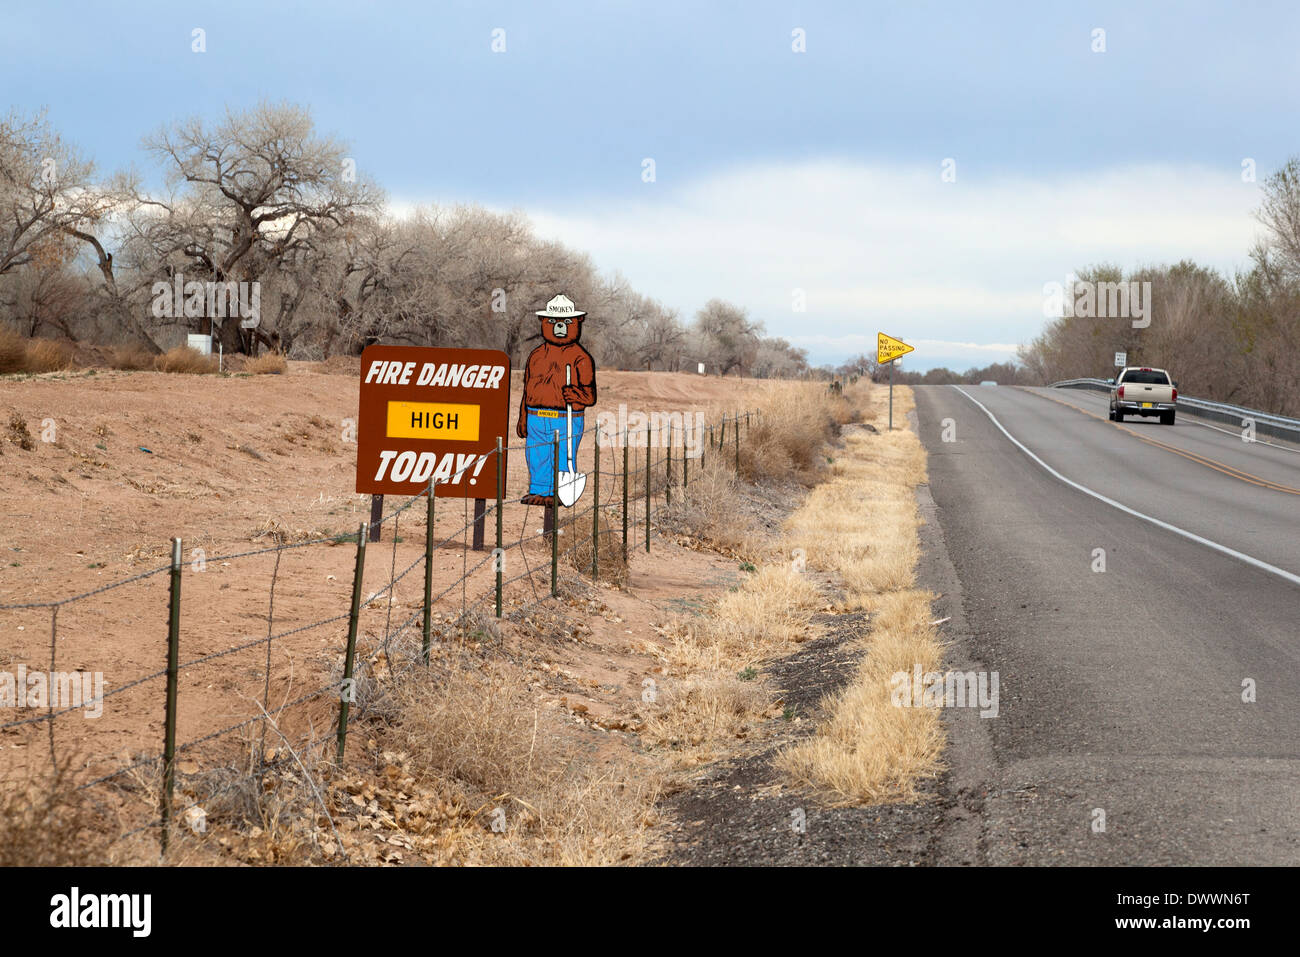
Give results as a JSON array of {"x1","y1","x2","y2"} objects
[{"x1": 518, "y1": 295, "x2": 597, "y2": 506}]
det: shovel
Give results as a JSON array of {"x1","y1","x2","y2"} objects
[{"x1": 557, "y1": 364, "x2": 587, "y2": 507}]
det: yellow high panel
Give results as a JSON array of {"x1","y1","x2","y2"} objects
[{"x1": 386, "y1": 401, "x2": 481, "y2": 441}]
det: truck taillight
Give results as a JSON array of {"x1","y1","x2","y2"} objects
[
  {"x1": 1172, "y1": 387, "x2": 1177, "y2": 401},
  {"x1": 1118, "y1": 385, "x2": 1125, "y2": 398}
]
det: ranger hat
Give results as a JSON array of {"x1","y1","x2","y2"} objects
[{"x1": 536, "y1": 294, "x2": 586, "y2": 319}]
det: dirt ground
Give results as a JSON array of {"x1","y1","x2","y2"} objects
[{"x1": 0, "y1": 363, "x2": 772, "y2": 807}]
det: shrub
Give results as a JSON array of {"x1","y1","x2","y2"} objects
[
  {"x1": 244, "y1": 353, "x2": 287, "y2": 375},
  {"x1": 154, "y1": 346, "x2": 216, "y2": 374},
  {"x1": 0, "y1": 327, "x2": 24, "y2": 374},
  {"x1": 108, "y1": 345, "x2": 155, "y2": 370},
  {"x1": 23, "y1": 338, "x2": 76, "y2": 372},
  {"x1": 0, "y1": 329, "x2": 76, "y2": 374}
]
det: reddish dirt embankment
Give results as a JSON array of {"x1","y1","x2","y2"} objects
[{"x1": 0, "y1": 364, "x2": 763, "y2": 788}]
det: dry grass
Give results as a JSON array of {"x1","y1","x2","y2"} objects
[
  {"x1": 22, "y1": 338, "x2": 76, "y2": 372},
  {"x1": 665, "y1": 380, "x2": 854, "y2": 550},
  {"x1": 785, "y1": 427, "x2": 927, "y2": 605},
  {"x1": 775, "y1": 589, "x2": 946, "y2": 803},
  {"x1": 564, "y1": 508, "x2": 629, "y2": 586},
  {"x1": 0, "y1": 758, "x2": 113, "y2": 866},
  {"x1": 662, "y1": 453, "x2": 754, "y2": 552},
  {"x1": 683, "y1": 564, "x2": 824, "y2": 670},
  {"x1": 108, "y1": 345, "x2": 156, "y2": 370},
  {"x1": 389, "y1": 655, "x2": 659, "y2": 864},
  {"x1": 319, "y1": 354, "x2": 361, "y2": 376},
  {"x1": 641, "y1": 563, "x2": 823, "y2": 765},
  {"x1": 154, "y1": 345, "x2": 217, "y2": 374},
  {"x1": 244, "y1": 353, "x2": 288, "y2": 375},
  {"x1": 773, "y1": 385, "x2": 946, "y2": 802},
  {"x1": 636, "y1": 381, "x2": 869, "y2": 765},
  {"x1": 640, "y1": 670, "x2": 774, "y2": 756},
  {"x1": 0, "y1": 328, "x2": 76, "y2": 374},
  {"x1": 735, "y1": 382, "x2": 845, "y2": 485},
  {"x1": 0, "y1": 327, "x2": 22, "y2": 373}
]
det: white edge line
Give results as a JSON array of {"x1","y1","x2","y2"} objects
[{"x1": 953, "y1": 386, "x2": 1300, "y2": 589}]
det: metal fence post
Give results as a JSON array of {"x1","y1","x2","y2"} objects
[
  {"x1": 495, "y1": 438, "x2": 504, "y2": 618},
  {"x1": 551, "y1": 432, "x2": 559, "y2": 598},
  {"x1": 665, "y1": 425, "x2": 672, "y2": 507},
  {"x1": 621, "y1": 430, "x2": 629, "y2": 559},
  {"x1": 160, "y1": 536, "x2": 182, "y2": 856},
  {"x1": 336, "y1": 523, "x2": 367, "y2": 762},
  {"x1": 683, "y1": 425, "x2": 688, "y2": 491},
  {"x1": 645, "y1": 427, "x2": 651, "y2": 553},
  {"x1": 734, "y1": 412, "x2": 741, "y2": 474},
  {"x1": 422, "y1": 483, "x2": 435, "y2": 664},
  {"x1": 719, "y1": 417, "x2": 726, "y2": 452},
  {"x1": 592, "y1": 429, "x2": 600, "y2": 580}
]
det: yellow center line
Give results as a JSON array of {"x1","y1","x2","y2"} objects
[{"x1": 1028, "y1": 390, "x2": 1300, "y2": 496}]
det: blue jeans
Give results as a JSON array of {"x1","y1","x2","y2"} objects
[{"x1": 525, "y1": 407, "x2": 583, "y2": 496}]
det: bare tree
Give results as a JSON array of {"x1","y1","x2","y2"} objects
[
  {"x1": 693, "y1": 298, "x2": 762, "y2": 375},
  {"x1": 0, "y1": 111, "x2": 111, "y2": 278},
  {"x1": 1255, "y1": 159, "x2": 1300, "y2": 284},
  {"x1": 135, "y1": 101, "x2": 382, "y2": 353}
]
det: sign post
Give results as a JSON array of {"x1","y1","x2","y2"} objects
[
  {"x1": 356, "y1": 347, "x2": 511, "y2": 551},
  {"x1": 877, "y1": 332, "x2": 915, "y2": 431}
]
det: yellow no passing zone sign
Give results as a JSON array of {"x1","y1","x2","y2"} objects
[{"x1": 877, "y1": 332, "x2": 914, "y2": 364}]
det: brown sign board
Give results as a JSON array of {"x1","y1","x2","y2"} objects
[{"x1": 355, "y1": 346, "x2": 511, "y2": 498}]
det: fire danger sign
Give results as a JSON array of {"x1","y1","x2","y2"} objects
[{"x1": 355, "y1": 345, "x2": 511, "y2": 497}]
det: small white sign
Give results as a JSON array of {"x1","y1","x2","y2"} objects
[
  {"x1": 187, "y1": 334, "x2": 213, "y2": 355},
  {"x1": 1114, "y1": 351, "x2": 1127, "y2": 367},
  {"x1": 697, "y1": 362, "x2": 705, "y2": 375}
]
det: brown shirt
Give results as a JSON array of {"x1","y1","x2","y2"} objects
[{"x1": 521, "y1": 342, "x2": 596, "y2": 411}]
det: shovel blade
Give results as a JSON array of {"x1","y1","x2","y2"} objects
[{"x1": 557, "y1": 471, "x2": 586, "y2": 507}]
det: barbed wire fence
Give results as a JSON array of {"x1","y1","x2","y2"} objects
[{"x1": 0, "y1": 408, "x2": 761, "y2": 858}]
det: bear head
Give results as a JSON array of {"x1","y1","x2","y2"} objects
[{"x1": 540, "y1": 314, "x2": 583, "y2": 344}]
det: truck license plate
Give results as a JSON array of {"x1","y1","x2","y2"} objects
[{"x1": 1141, "y1": 402, "x2": 1153, "y2": 408}]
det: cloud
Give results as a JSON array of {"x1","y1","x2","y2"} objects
[
  {"x1": 516, "y1": 159, "x2": 1261, "y2": 368},
  {"x1": 790, "y1": 334, "x2": 1022, "y2": 369}
]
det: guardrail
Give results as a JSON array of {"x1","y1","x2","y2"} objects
[{"x1": 1049, "y1": 378, "x2": 1300, "y2": 443}]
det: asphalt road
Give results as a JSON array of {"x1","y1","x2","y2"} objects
[{"x1": 914, "y1": 384, "x2": 1300, "y2": 865}]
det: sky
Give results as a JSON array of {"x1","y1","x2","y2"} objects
[{"x1": 5, "y1": 0, "x2": 1299, "y2": 369}]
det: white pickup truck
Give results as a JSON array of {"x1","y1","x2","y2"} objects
[{"x1": 1108, "y1": 367, "x2": 1177, "y2": 424}]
